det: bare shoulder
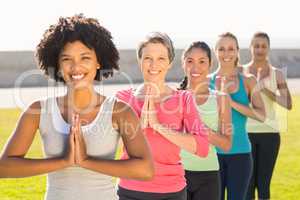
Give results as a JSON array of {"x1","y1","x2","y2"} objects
[
  {"x1": 243, "y1": 72, "x2": 257, "y2": 84},
  {"x1": 112, "y1": 99, "x2": 138, "y2": 126},
  {"x1": 28, "y1": 100, "x2": 41, "y2": 110},
  {"x1": 240, "y1": 73, "x2": 257, "y2": 94},
  {"x1": 113, "y1": 99, "x2": 133, "y2": 115},
  {"x1": 272, "y1": 67, "x2": 286, "y2": 81},
  {"x1": 22, "y1": 100, "x2": 42, "y2": 117},
  {"x1": 237, "y1": 66, "x2": 246, "y2": 73}
]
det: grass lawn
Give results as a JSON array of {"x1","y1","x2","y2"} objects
[{"x1": 0, "y1": 96, "x2": 300, "y2": 200}]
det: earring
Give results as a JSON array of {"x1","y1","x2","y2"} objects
[{"x1": 57, "y1": 70, "x2": 63, "y2": 77}]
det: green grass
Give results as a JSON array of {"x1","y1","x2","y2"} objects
[{"x1": 1, "y1": 96, "x2": 300, "y2": 200}]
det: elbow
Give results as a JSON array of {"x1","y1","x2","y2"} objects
[
  {"x1": 196, "y1": 144, "x2": 209, "y2": 158},
  {"x1": 143, "y1": 160, "x2": 155, "y2": 181},
  {"x1": 194, "y1": 134, "x2": 209, "y2": 157},
  {"x1": 142, "y1": 167, "x2": 154, "y2": 181},
  {"x1": 259, "y1": 109, "x2": 266, "y2": 122},
  {"x1": 221, "y1": 142, "x2": 232, "y2": 153},
  {"x1": 287, "y1": 102, "x2": 292, "y2": 110},
  {"x1": 0, "y1": 157, "x2": 7, "y2": 178},
  {"x1": 138, "y1": 159, "x2": 154, "y2": 181},
  {"x1": 217, "y1": 136, "x2": 232, "y2": 153},
  {"x1": 257, "y1": 116, "x2": 265, "y2": 123},
  {"x1": 256, "y1": 111, "x2": 266, "y2": 122}
]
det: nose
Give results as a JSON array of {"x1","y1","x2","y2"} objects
[
  {"x1": 149, "y1": 59, "x2": 159, "y2": 69},
  {"x1": 223, "y1": 49, "x2": 231, "y2": 56},
  {"x1": 70, "y1": 59, "x2": 82, "y2": 71}
]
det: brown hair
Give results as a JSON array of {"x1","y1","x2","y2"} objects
[
  {"x1": 179, "y1": 41, "x2": 212, "y2": 90},
  {"x1": 137, "y1": 32, "x2": 175, "y2": 63},
  {"x1": 251, "y1": 31, "x2": 270, "y2": 47}
]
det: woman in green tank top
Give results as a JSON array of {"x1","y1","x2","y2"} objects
[{"x1": 178, "y1": 41, "x2": 232, "y2": 200}]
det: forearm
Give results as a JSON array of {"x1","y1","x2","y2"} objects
[
  {"x1": 0, "y1": 157, "x2": 68, "y2": 178},
  {"x1": 231, "y1": 100, "x2": 265, "y2": 122},
  {"x1": 153, "y1": 124, "x2": 209, "y2": 156},
  {"x1": 208, "y1": 133, "x2": 231, "y2": 152},
  {"x1": 80, "y1": 157, "x2": 153, "y2": 181},
  {"x1": 262, "y1": 88, "x2": 292, "y2": 109}
]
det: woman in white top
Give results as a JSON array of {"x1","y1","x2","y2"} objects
[
  {"x1": 0, "y1": 14, "x2": 154, "y2": 200},
  {"x1": 244, "y1": 32, "x2": 292, "y2": 200}
]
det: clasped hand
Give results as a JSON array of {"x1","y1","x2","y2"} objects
[{"x1": 65, "y1": 113, "x2": 88, "y2": 167}]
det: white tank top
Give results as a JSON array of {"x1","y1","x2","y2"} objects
[
  {"x1": 39, "y1": 96, "x2": 120, "y2": 200},
  {"x1": 246, "y1": 66, "x2": 280, "y2": 132}
]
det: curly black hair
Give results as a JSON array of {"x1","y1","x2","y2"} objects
[{"x1": 36, "y1": 14, "x2": 119, "y2": 82}]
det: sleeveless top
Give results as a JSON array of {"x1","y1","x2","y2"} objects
[
  {"x1": 181, "y1": 89, "x2": 219, "y2": 171},
  {"x1": 39, "y1": 96, "x2": 120, "y2": 200},
  {"x1": 245, "y1": 66, "x2": 280, "y2": 132},
  {"x1": 210, "y1": 73, "x2": 251, "y2": 154}
]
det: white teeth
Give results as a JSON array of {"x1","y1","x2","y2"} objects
[
  {"x1": 149, "y1": 70, "x2": 159, "y2": 75},
  {"x1": 223, "y1": 58, "x2": 231, "y2": 62},
  {"x1": 71, "y1": 74, "x2": 84, "y2": 80},
  {"x1": 191, "y1": 73, "x2": 201, "y2": 77}
]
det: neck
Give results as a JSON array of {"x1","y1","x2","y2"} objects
[
  {"x1": 217, "y1": 65, "x2": 237, "y2": 77},
  {"x1": 188, "y1": 77, "x2": 209, "y2": 95},
  {"x1": 250, "y1": 59, "x2": 269, "y2": 69},
  {"x1": 66, "y1": 85, "x2": 98, "y2": 113},
  {"x1": 144, "y1": 80, "x2": 168, "y2": 95}
]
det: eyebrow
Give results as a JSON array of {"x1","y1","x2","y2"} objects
[
  {"x1": 187, "y1": 57, "x2": 207, "y2": 60},
  {"x1": 80, "y1": 52, "x2": 92, "y2": 56},
  {"x1": 60, "y1": 52, "x2": 92, "y2": 57}
]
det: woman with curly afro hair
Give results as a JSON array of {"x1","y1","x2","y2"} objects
[{"x1": 0, "y1": 14, "x2": 154, "y2": 200}]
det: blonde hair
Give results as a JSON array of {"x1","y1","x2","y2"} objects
[{"x1": 216, "y1": 32, "x2": 240, "y2": 66}]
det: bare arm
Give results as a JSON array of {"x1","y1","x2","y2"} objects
[
  {"x1": 0, "y1": 101, "x2": 71, "y2": 178},
  {"x1": 230, "y1": 75, "x2": 266, "y2": 122},
  {"x1": 261, "y1": 69, "x2": 292, "y2": 110},
  {"x1": 78, "y1": 101, "x2": 154, "y2": 181},
  {"x1": 208, "y1": 93, "x2": 232, "y2": 152}
]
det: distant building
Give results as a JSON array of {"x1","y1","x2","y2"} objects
[{"x1": 0, "y1": 49, "x2": 299, "y2": 87}]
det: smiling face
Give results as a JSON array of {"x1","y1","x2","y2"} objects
[
  {"x1": 58, "y1": 40, "x2": 100, "y2": 87},
  {"x1": 183, "y1": 48, "x2": 211, "y2": 84},
  {"x1": 215, "y1": 36, "x2": 239, "y2": 68},
  {"x1": 251, "y1": 37, "x2": 270, "y2": 62},
  {"x1": 139, "y1": 42, "x2": 171, "y2": 83}
]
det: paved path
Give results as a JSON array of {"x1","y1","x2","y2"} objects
[{"x1": 0, "y1": 80, "x2": 299, "y2": 109}]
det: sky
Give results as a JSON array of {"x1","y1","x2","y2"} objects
[{"x1": 0, "y1": 0, "x2": 299, "y2": 50}]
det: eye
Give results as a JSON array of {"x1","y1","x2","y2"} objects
[
  {"x1": 218, "y1": 47, "x2": 225, "y2": 51},
  {"x1": 82, "y1": 56, "x2": 91, "y2": 60},
  {"x1": 199, "y1": 60, "x2": 205, "y2": 64},
  {"x1": 186, "y1": 58, "x2": 193, "y2": 63},
  {"x1": 159, "y1": 57, "x2": 167, "y2": 61},
  {"x1": 61, "y1": 57, "x2": 70, "y2": 62}
]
